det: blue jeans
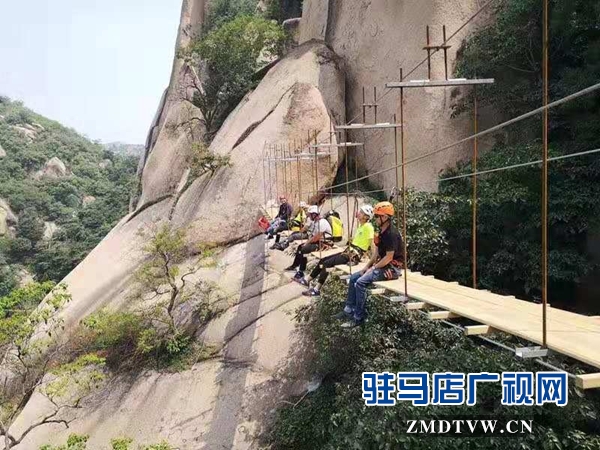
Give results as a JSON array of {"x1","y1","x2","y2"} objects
[
  {"x1": 267, "y1": 218, "x2": 287, "y2": 236},
  {"x1": 345, "y1": 267, "x2": 400, "y2": 322}
]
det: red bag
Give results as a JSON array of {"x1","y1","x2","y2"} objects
[{"x1": 258, "y1": 216, "x2": 270, "y2": 231}]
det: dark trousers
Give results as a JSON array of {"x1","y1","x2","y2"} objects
[
  {"x1": 291, "y1": 242, "x2": 320, "y2": 272},
  {"x1": 309, "y1": 253, "x2": 350, "y2": 284}
]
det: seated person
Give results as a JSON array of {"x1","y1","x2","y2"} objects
[
  {"x1": 265, "y1": 195, "x2": 293, "y2": 239},
  {"x1": 335, "y1": 201, "x2": 404, "y2": 328},
  {"x1": 284, "y1": 206, "x2": 332, "y2": 279},
  {"x1": 272, "y1": 201, "x2": 308, "y2": 244},
  {"x1": 296, "y1": 205, "x2": 374, "y2": 297}
]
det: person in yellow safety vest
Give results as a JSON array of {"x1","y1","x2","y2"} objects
[
  {"x1": 324, "y1": 210, "x2": 344, "y2": 242},
  {"x1": 289, "y1": 201, "x2": 308, "y2": 232},
  {"x1": 271, "y1": 202, "x2": 309, "y2": 248},
  {"x1": 294, "y1": 205, "x2": 375, "y2": 297}
]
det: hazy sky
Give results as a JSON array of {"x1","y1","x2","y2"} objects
[{"x1": 0, "y1": 1, "x2": 182, "y2": 144}]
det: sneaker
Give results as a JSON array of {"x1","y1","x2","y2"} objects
[
  {"x1": 266, "y1": 235, "x2": 274, "y2": 240},
  {"x1": 302, "y1": 287, "x2": 320, "y2": 297},
  {"x1": 294, "y1": 277, "x2": 309, "y2": 287},
  {"x1": 341, "y1": 319, "x2": 364, "y2": 329},
  {"x1": 270, "y1": 243, "x2": 281, "y2": 250},
  {"x1": 332, "y1": 310, "x2": 352, "y2": 320},
  {"x1": 284, "y1": 265, "x2": 297, "y2": 272},
  {"x1": 293, "y1": 271, "x2": 304, "y2": 280}
]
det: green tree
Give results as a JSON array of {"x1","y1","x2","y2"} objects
[
  {"x1": 441, "y1": 0, "x2": 600, "y2": 307},
  {"x1": 204, "y1": 0, "x2": 258, "y2": 32},
  {"x1": 17, "y1": 208, "x2": 45, "y2": 244},
  {"x1": 0, "y1": 285, "x2": 105, "y2": 449},
  {"x1": 181, "y1": 15, "x2": 286, "y2": 138}
]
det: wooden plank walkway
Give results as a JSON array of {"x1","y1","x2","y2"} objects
[{"x1": 333, "y1": 264, "x2": 600, "y2": 372}]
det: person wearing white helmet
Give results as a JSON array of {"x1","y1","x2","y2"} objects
[
  {"x1": 285, "y1": 206, "x2": 332, "y2": 278},
  {"x1": 296, "y1": 204, "x2": 376, "y2": 297}
]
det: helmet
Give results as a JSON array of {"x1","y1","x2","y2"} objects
[
  {"x1": 374, "y1": 201, "x2": 394, "y2": 217},
  {"x1": 299, "y1": 201, "x2": 308, "y2": 208},
  {"x1": 308, "y1": 205, "x2": 319, "y2": 215},
  {"x1": 360, "y1": 204, "x2": 374, "y2": 219},
  {"x1": 324, "y1": 210, "x2": 340, "y2": 220}
]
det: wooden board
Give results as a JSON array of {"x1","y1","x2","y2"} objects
[
  {"x1": 372, "y1": 277, "x2": 600, "y2": 370},
  {"x1": 330, "y1": 262, "x2": 600, "y2": 379}
]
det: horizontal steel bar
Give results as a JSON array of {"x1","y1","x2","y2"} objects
[{"x1": 387, "y1": 78, "x2": 495, "y2": 88}]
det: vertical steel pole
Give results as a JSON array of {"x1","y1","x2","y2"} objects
[
  {"x1": 274, "y1": 145, "x2": 279, "y2": 201},
  {"x1": 426, "y1": 25, "x2": 432, "y2": 80},
  {"x1": 314, "y1": 131, "x2": 319, "y2": 200},
  {"x1": 443, "y1": 25, "x2": 449, "y2": 80},
  {"x1": 268, "y1": 144, "x2": 273, "y2": 203},
  {"x1": 282, "y1": 143, "x2": 288, "y2": 199},
  {"x1": 330, "y1": 118, "x2": 334, "y2": 211},
  {"x1": 262, "y1": 142, "x2": 267, "y2": 207},
  {"x1": 400, "y1": 69, "x2": 408, "y2": 298},
  {"x1": 472, "y1": 88, "x2": 479, "y2": 289},
  {"x1": 541, "y1": 0, "x2": 549, "y2": 348},
  {"x1": 373, "y1": 87, "x2": 378, "y2": 124},
  {"x1": 345, "y1": 128, "x2": 351, "y2": 274}
]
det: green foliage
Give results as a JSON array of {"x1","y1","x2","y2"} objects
[
  {"x1": 204, "y1": 0, "x2": 258, "y2": 32},
  {"x1": 0, "y1": 280, "x2": 55, "y2": 317},
  {"x1": 40, "y1": 434, "x2": 89, "y2": 450},
  {"x1": 188, "y1": 142, "x2": 231, "y2": 179},
  {"x1": 110, "y1": 438, "x2": 133, "y2": 450},
  {"x1": 267, "y1": 278, "x2": 600, "y2": 449},
  {"x1": 454, "y1": 0, "x2": 600, "y2": 148},
  {"x1": 444, "y1": 0, "x2": 600, "y2": 307},
  {"x1": 181, "y1": 15, "x2": 286, "y2": 138},
  {"x1": 41, "y1": 436, "x2": 176, "y2": 450},
  {"x1": 142, "y1": 442, "x2": 176, "y2": 450},
  {"x1": 72, "y1": 226, "x2": 223, "y2": 371},
  {"x1": 393, "y1": 189, "x2": 456, "y2": 275},
  {"x1": 0, "y1": 255, "x2": 18, "y2": 297},
  {"x1": 438, "y1": 143, "x2": 600, "y2": 303},
  {"x1": 0, "y1": 97, "x2": 139, "y2": 283}
]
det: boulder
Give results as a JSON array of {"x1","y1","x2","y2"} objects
[
  {"x1": 98, "y1": 159, "x2": 112, "y2": 169},
  {"x1": 283, "y1": 17, "x2": 302, "y2": 50},
  {"x1": 0, "y1": 199, "x2": 17, "y2": 236},
  {"x1": 0, "y1": 143, "x2": 5, "y2": 158},
  {"x1": 43, "y1": 221, "x2": 59, "y2": 241},
  {"x1": 11, "y1": 125, "x2": 36, "y2": 141},
  {"x1": 33, "y1": 157, "x2": 69, "y2": 179},
  {"x1": 82, "y1": 195, "x2": 97, "y2": 207},
  {"x1": 17, "y1": 268, "x2": 34, "y2": 287},
  {"x1": 170, "y1": 41, "x2": 345, "y2": 245}
]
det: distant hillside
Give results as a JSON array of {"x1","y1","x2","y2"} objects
[
  {"x1": 104, "y1": 141, "x2": 145, "y2": 157},
  {"x1": 0, "y1": 96, "x2": 139, "y2": 295}
]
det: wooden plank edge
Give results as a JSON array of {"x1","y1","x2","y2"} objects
[
  {"x1": 428, "y1": 311, "x2": 459, "y2": 320},
  {"x1": 576, "y1": 373, "x2": 600, "y2": 390},
  {"x1": 464, "y1": 325, "x2": 496, "y2": 336}
]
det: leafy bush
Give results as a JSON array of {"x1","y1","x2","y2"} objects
[
  {"x1": 71, "y1": 226, "x2": 223, "y2": 371},
  {"x1": 181, "y1": 15, "x2": 286, "y2": 138},
  {"x1": 266, "y1": 278, "x2": 600, "y2": 449},
  {"x1": 40, "y1": 434, "x2": 89, "y2": 450},
  {"x1": 41, "y1": 436, "x2": 176, "y2": 450}
]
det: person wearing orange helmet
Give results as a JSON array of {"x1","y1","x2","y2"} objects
[{"x1": 335, "y1": 201, "x2": 404, "y2": 328}]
